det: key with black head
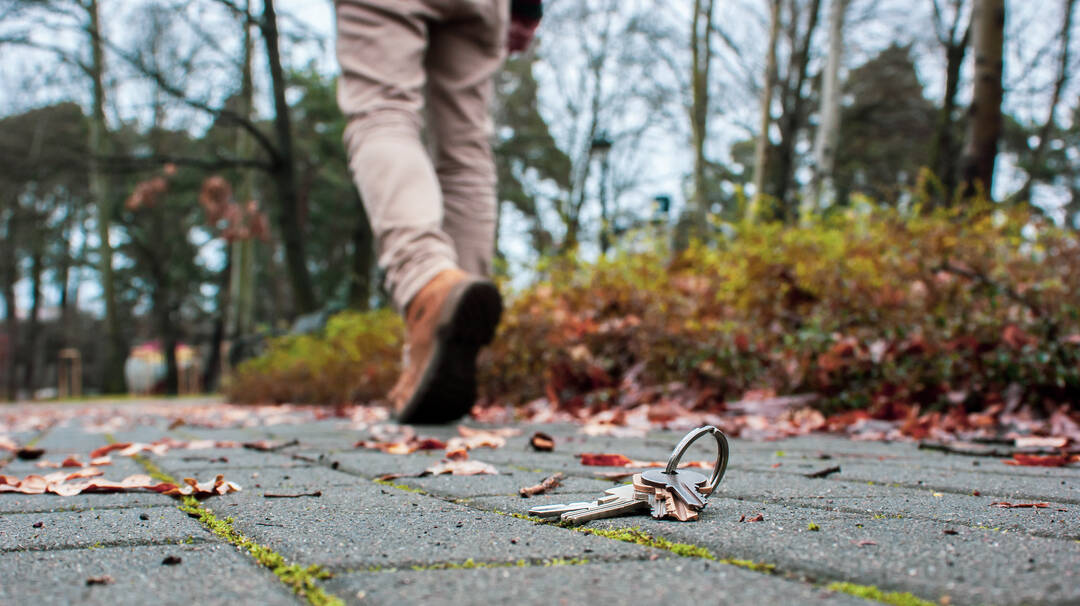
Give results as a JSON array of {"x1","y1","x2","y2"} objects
[{"x1": 640, "y1": 426, "x2": 729, "y2": 511}]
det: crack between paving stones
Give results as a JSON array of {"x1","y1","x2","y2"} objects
[
  {"x1": 1, "y1": 535, "x2": 211, "y2": 554},
  {"x1": 108, "y1": 436, "x2": 345, "y2": 606},
  {"x1": 1, "y1": 502, "x2": 178, "y2": 515}
]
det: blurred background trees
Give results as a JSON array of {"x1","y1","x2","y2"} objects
[{"x1": 1, "y1": 0, "x2": 1078, "y2": 400}]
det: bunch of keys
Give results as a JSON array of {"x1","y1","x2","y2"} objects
[{"x1": 528, "y1": 425, "x2": 729, "y2": 525}]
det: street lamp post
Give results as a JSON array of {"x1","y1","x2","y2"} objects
[{"x1": 590, "y1": 133, "x2": 613, "y2": 254}]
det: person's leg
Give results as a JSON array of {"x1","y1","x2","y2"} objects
[
  {"x1": 336, "y1": 0, "x2": 503, "y2": 423},
  {"x1": 426, "y1": 0, "x2": 509, "y2": 278},
  {"x1": 336, "y1": 0, "x2": 457, "y2": 311}
]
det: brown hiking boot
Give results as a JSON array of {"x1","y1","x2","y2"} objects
[{"x1": 389, "y1": 268, "x2": 502, "y2": 424}]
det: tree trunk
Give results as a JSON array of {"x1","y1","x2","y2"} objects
[
  {"x1": 960, "y1": 0, "x2": 1005, "y2": 199},
  {"x1": 929, "y1": 26, "x2": 970, "y2": 203},
  {"x1": 811, "y1": 0, "x2": 848, "y2": 207},
  {"x1": 261, "y1": 0, "x2": 317, "y2": 315},
  {"x1": 1, "y1": 211, "x2": 17, "y2": 401},
  {"x1": 23, "y1": 245, "x2": 43, "y2": 395},
  {"x1": 751, "y1": 0, "x2": 782, "y2": 219},
  {"x1": 690, "y1": 0, "x2": 717, "y2": 229},
  {"x1": 87, "y1": 0, "x2": 125, "y2": 393}
]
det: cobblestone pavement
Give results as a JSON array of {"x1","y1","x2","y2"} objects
[{"x1": 2, "y1": 400, "x2": 1078, "y2": 605}]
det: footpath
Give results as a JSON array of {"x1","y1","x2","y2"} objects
[{"x1": 1, "y1": 399, "x2": 1078, "y2": 606}]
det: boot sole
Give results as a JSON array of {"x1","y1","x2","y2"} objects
[{"x1": 395, "y1": 278, "x2": 502, "y2": 425}]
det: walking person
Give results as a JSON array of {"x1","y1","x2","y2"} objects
[{"x1": 336, "y1": 0, "x2": 541, "y2": 423}]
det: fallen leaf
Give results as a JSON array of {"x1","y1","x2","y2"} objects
[
  {"x1": 771, "y1": 462, "x2": 782, "y2": 468},
  {"x1": 743, "y1": 513, "x2": 765, "y2": 522},
  {"x1": 158, "y1": 475, "x2": 242, "y2": 497},
  {"x1": 90, "y1": 443, "x2": 130, "y2": 458},
  {"x1": 990, "y1": 502, "x2": 1049, "y2": 509},
  {"x1": 375, "y1": 473, "x2": 408, "y2": 482},
  {"x1": 529, "y1": 432, "x2": 556, "y2": 452},
  {"x1": 804, "y1": 465, "x2": 841, "y2": 479},
  {"x1": 162, "y1": 555, "x2": 182, "y2": 565},
  {"x1": 852, "y1": 539, "x2": 877, "y2": 547},
  {"x1": 579, "y1": 453, "x2": 634, "y2": 467},
  {"x1": 943, "y1": 529, "x2": 959, "y2": 535},
  {"x1": 519, "y1": 472, "x2": 564, "y2": 497},
  {"x1": 0, "y1": 436, "x2": 17, "y2": 451},
  {"x1": 422, "y1": 459, "x2": 498, "y2": 476},
  {"x1": 1005, "y1": 454, "x2": 1071, "y2": 467},
  {"x1": 355, "y1": 437, "x2": 447, "y2": 455}
]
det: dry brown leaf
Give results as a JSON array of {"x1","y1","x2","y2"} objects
[
  {"x1": 446, "y1": 434, "x2": 506, "y2": 452},
  {"x1": 86, "y1": 576, "x2": 114, "y2": 586},
  {"x1": 422, "y1": 459, "x2": 498, "y2": 476},
  {"x1": 743, "y1": 513, "x2": 765, "y2": 522},
  {"x1": 519, "y1": 472, "x2": 564, "y2": 497},
  {"x1": 0, "y1": 436, "x2": 17, "y2": 451},
  {"x1": 991, "y1": 502, "x2": 1049, "y2": 509},
  {"x1": 529, "y1": 432, "x2": 556, "y2": 452},
  {"x1": 1005, "y1": 454, "x2": 1072, "y2": 467}
]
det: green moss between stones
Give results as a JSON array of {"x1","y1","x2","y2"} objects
[
  {"x1": 575, "y1": 526, "x2": 716, "y2": 560},
  {"x1": 826, "y1": 582, "x2": 938, "y2": 606},
  {"x1": 116, "y1": 437, "x2": 344, "y2": 606},
  {"x1": 373, "y1": 478, "x2": 427, "y2": 494}
]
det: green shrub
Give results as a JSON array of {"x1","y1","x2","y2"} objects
[
  {"x1": 229, "y1": 202, "x2": 1080, "y2": 413},
  {"x1": 226, "y1": 309, "x2": 402, "y2": 404}
]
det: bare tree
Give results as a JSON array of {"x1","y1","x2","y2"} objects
[
  {"x1": 751, "y1": 0, "x2": 782, "y2": 218},
  {"x1": 810, "y1": 0, "x2": 848, "y2": 207},
  {"x1": 689, "y1": 0, "x2": 718, "y2": 231}
]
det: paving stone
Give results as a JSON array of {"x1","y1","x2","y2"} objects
[
  {"x1": 0, "y1": 492, "x2": 175, "y2": 515},
  {"x1": 0, "y1": 506, "x2": 207, "y2": 552},
  {"x1": 583, "y1": 497, "x2": 1080, "y2": 606},
  {"x1": 324, "y1": 558, "x2": 869, "y2": 606},
  {"x1": 224, "y1": 483, "x2": 658, "y2": 570},
  {"x1": 153, "y1": 448, "x2": 303, "y2": 474},
  {"x1": 713, "y1": 471, "x2": 1080, "y2": 539},
  {"x1": 0, "y1": 543, "x2": 298, "y2": 605},
  {"x1": 736, "y1": 460, "x2": 1080, "y2": 504}
]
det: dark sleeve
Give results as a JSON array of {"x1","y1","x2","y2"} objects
[{"x1": 511, "y1": 0, "x2": 542, "y2": 21}]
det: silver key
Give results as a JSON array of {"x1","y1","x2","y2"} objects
[
  {"x1": 528, "y1": 485, "x2": 646, "y2": 524},
  {"x1": 560, "y1": 484, "x2": 648, "y2": 525}
]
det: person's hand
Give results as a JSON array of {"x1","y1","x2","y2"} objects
[{"x1": 507, "y1": 18, "x2": 539, "y2": 52}]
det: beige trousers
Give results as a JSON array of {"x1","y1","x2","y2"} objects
[{"x1": 336, "y1": 0, "x2": 507, "y2": 311}]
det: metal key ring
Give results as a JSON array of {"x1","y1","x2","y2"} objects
[{"x1": 664, "y1": 425, "x2": 729, "y2": 495}]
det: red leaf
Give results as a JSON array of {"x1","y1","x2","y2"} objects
[
  {"x1": 90, "y1": 443, "x2": 131, "y2": 458},
  {"x1": 579, "y1": 453, "x2": 633, "y2": 467},
  {"x1": 1005, "y1": 454, "x2": 1071, "y2": 467}
]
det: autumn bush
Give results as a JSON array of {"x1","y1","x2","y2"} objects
[{"x1": 228, "y1": 201, "x2": 1080, "y2": 414}]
